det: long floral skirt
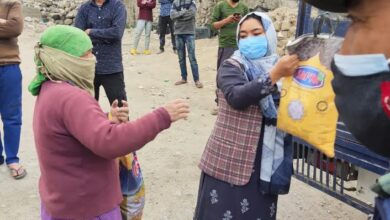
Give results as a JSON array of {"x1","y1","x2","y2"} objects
[{"x1": 194, "y1": 145, "x2": 278, "y2": 220}]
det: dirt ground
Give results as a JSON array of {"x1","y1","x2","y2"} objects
[{"x1": 0, "y1": 26, "x2": 368, "y2": 220}]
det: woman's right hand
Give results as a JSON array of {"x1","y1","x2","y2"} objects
[
  {"x1": 163, "y1": 99, "x2": 190, "y2": 122},
  {"x1": 270, "y1": 54, "x2": 300, "y2": 84}
]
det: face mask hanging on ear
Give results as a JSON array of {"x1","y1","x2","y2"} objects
[{"x1": 334, "y1": 54, "x2": 390, "y2": 77}]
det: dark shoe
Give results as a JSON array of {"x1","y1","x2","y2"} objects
[
  {"x1": 0, "y1": 156, "x2": 4, "y2": 165},
  {"x1": 173, "y1": 49, "x2": 177, "y2": 54},
  {"x1": 157, "y1": 49, "x2": 164, "y2": 54},
  {"x1": 175, "y1": 79, "x2": 187, "y2": 86}
]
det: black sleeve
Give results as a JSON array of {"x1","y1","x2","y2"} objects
[{"x1": 217, "y1": 59, "x2": 275, "y2": 110}]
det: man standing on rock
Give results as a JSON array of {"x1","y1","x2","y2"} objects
[
  {"x1": 0, "y1": 0, "x2": 27, "y2": 180},
  {"x1": 75, "y1": 0, "x2": 128, "y2": 105},
  {"x1": 171, "y1": 0, "x2": 203, "y2": 88},
  {"x1": 157, "y1": 0, "x2": 176, "y2": 54}
]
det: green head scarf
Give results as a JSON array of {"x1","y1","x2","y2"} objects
[{"x1": 28, "y1": 25, "x2": 94, "y2": 96}]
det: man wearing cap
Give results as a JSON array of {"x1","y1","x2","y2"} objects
[{"x1": 304, "y1": 0, "x2": 390, "y2": 219}]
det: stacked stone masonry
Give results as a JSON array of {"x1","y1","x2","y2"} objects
[{"x1": 23, "y1": 0, "x2": 298, "y2": 54}]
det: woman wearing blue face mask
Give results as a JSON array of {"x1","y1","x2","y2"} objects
[{"x1": 194, "y1": 12, "x2": 299, "y2": 220}]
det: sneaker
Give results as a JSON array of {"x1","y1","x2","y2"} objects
[
  {"x1": 174, "y1": 79, "x2": 187, "y2": 86},
  {"x1": 130, "y1": 49, "x2": 139, "y2": 55},
  {"x1": 157, "y1": 49, "x2": 164, "y2": 54},
  {"x1": 143, "y1": 50, "x2": 152, "y2": 55},
  {"x1": 195, "y1": 81, "x2": 203, "y2": 88}
]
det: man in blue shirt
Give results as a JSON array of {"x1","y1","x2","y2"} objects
[
  {"x1": 75, "y1": 0, "x2": 127, "y2": 106},
  {"x1": 158, "y1": 0, "x2": 176, "y2": 54}
]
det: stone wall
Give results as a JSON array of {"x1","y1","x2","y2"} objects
[
  {"x1": 268, "y1": 7, "x2": 298, "y2": 55},
  {"x1": 24, "y1": 0, "x2": 297, "y2": 26},
  {"x1": 23, "y1": 0, "x2": 298, "y2": 54},
  {"x1": 23, "y1": 0, "x2": 82, "y2": 25}
]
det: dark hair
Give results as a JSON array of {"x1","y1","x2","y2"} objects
[
  {"x1": 238, "y1": 13, "x2": 265, "y2": 40},
  {"x1": 346, "y1": 0, "x2": 362, "y2": 9},
  {"x1": 240, "y1": 14, "x2": 263, "y2": 27}
]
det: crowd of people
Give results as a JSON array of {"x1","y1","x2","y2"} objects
[{"x1": 0, "y1": 0, "x2": 389, "y2": 219}]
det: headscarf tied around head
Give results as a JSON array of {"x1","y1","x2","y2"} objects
[{"x1": 28, "y1": 25, "x2": 95, "y2": 96}]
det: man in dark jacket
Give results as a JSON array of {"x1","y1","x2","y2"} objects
[{"x1": 75, "y1": 0, "x2": 127, "y2": 105}]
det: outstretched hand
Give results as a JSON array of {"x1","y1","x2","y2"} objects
[{"x1": 163, "y1": 99, "x2": 190, "y2": 122}]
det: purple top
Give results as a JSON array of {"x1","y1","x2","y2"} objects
[
  {"x1": 41, "y1": 204, "x2": 121, "y2": 220},
  {"x1": 33, "y1": 81, "x2": 171, "y2": 219}
]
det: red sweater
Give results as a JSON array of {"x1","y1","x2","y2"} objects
[
  {"x1": 137, "y1": 0, "x2": 156, "y2": 21},
  {"x1": 33, "y1": 81, "x2": 171, "y2": 219}
]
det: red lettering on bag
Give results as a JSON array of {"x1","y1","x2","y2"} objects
[{"x1": 380, "y1": 82, "x2": 390, "y2": 118}]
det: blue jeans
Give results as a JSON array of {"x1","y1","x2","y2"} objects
[
  {"x1": 0, "y1": 64, "x2": 22, "y2": 165},
  {"x1": 175, "y1": 34, "x2": 199, "y2": 82}
]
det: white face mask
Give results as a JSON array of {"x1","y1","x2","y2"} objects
[{"x1": 334, "y1": 53, "x2": 390, "y2": 77}]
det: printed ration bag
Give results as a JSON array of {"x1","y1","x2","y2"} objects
[
  {"x1": 107, "y1": 113, "x2": 145, "y2": 220},
  {"x1": 277, "y1": 14, "x2": 343, "y2": 158},
  {"x1": 119, "y1": 153, "x2": 145, "y2": 220}
]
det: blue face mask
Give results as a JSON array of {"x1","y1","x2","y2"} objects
[
  {"x1": 238, "y1": 35, "x2": 268, "y2": 60},
  {"x1": 334, "y1": 53, "x2": 390, "y2": 77}
]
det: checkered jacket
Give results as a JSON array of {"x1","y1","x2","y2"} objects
[{"x1": 199, "y1": 90, "x2": 263, "y2": 186}]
